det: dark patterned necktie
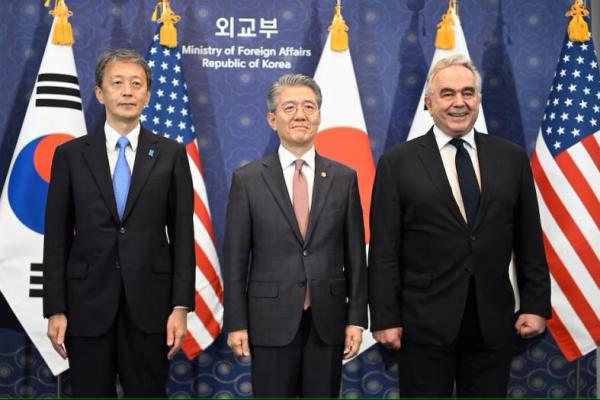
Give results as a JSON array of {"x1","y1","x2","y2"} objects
[{"x1": 449, "y1": 138, "x2": 480, "y2": 225}]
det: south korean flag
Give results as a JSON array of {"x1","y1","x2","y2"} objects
[{"x1": 0, "y1": 17, "x2": 87, "y2": 376}]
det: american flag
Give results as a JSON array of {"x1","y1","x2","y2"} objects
[
  {"x1": 142, "y1": 32, "x2": 223, "y2": 357},
  {"x1": 531, "y1": 33, "x2": 600, "y2": 361}
]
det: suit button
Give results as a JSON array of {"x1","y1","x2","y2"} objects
[
  {"x1": 297, "y1": 281, "x2": 305, "y2": 287},
  {"x1": 465, "y1": 267, "x2": 472, "y2": 274},
  {"x1": 470, "y1": 235, "x2": 476, "y2": 241},
  {"x1": 302, "y1": 250, "x2": 309, "y2": 256},
  {"x1": 119, "y1": 227, "x2": 126, "y2": 234},
  {"x1": 115, "y1": 261, "x2": 120, "y2": 269}
]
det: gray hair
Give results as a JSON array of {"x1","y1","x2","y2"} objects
[
  {"x1": 95, "y1": 48, "x2": 152, "y2": 89},
  {"x1": 425, "y1": 54, "x2": 481, "y2": 96},
  {"x1": 267, "y1": 73, "x2": 322, "y2": 112}
]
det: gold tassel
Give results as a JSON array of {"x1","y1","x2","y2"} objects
[
  {"x1": 160, "y1": 18, "x2": 178, "y2": 47},
  {"x1": 329, "y1": 2, "x2": 349, "y2": 52},
  {"x1": 435, "y1": 1, "x2": 455, "y2": 49},
  {"x1": 44, "y1": 0, "x2": 51, "y2": 7},
  {"x1": 152, "y1": 0, "x2": 181, "y2": 48},
  {"x1": 49, "y1": 0, "x2": 74, "y2": 45},
  {"x1": 151, "y1": 3, "x2": 159, "y2": 22},
  {"x1": 566, "y1": 0, "x2": 590, "y2": 42}
]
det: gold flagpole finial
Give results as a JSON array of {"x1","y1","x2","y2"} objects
[
  {"x1": 47, "y1": 0, "x2": 74, "y2": 45},
  {"x1": 152, "y1": 0, "x2": 181, "y2": 48},
  {"x1": 329, "y1": 0, "x2": 349, "y2": 52},
  {"x1": 435, "y1": 0, "x2": 456, "y2": 49},
  {"x1": 566, "y1": 0, "x2": 590, "y2": 42}
]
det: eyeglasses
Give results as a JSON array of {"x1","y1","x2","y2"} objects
[{"x1": 278, "y1": 101, "x2": 319, "y2": 116}]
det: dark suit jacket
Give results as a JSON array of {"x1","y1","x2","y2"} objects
[
  {"x1": 368, "y1": 129, "x2": 551, "y2": 346},
  {"x1": 43, "y1": 127, "x2": 195, "y2": 336},
  {"x1": 223, "y1": 152, "x2": 368, "y2": 346}
]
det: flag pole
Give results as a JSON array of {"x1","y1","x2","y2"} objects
[
  {"x1": 56, "y1": 372, "x2": 63, "y2": 397},
  {"x1": 596, "y1": 347, "x2": 600, "y2": 399},
  {"x1": 575, "y1": 357, "x2": 581, "y2": 398}
]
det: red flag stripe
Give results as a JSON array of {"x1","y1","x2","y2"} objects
[
  {"x1": 194, "y1": 191, "x2": 216, "y2": 243},
  {"x1": 581, "y1": 133, "x2": 600, "y2": 171},
  {"x1": 543, "y1": 233, "x2": 600, "y2": 342},
  {"x1": 186, "y1": 141, "x2": 204, "y2": 174},
  {"x1": 193, "y1": 291, "x2": 221, "y2": 338},
  {"x1": 195, "y1": 241, "x2": 224, "y2": 299},
  {"x1": 531, "y1": 152, "x2": 600, "y2": 286},
  {"x1": 181, "y1": 293, "x2": 222, "y2": 359},
  {"x1": 182, "y1": 310, "x2": 220, "y2": 358},
  {"x1": 546, "y1": 308, "x2": 583, "y2": 361},
  {"x1": 555, "y1": 150, "x2": 600, "y2": 228},
  {"x1": 181, "y1": 331, "x2": 202, "y2": 357}
]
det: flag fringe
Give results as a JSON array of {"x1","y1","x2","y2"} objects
[
  {"x1": 152, "y1": 0, "x2": 181, "y2": 48},
  {"x1": 329, "y1": 2, "x2": 349, "y2": 52},
  {"x1": 435, "y1": 0, "x2": 455, "y2": 50},
  {"x1": 566, "y1": 0, "x2": 590, "y2": 42},
  {"x1": 47, "y1": 0, "x2": 74, "y2": 45}
]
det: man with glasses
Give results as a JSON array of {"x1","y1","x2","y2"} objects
[{"x1": 223, "y1": 73, "x2": 368, "y2": 397}]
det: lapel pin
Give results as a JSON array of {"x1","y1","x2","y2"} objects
[
  {"x1": 321, "y1": 171, "x2": 327, "y2": 178},
  {"x1": 148, "y1": 149, "x2": 155, "y2": 157}
]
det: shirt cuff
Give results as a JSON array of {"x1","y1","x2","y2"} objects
[{"x1": 347, "y1": 325, "x2": 364, "y2": 331}]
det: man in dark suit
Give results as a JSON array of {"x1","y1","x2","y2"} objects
[
  {"x1": 368, "y1": 55, "x2": 551, "y2": 397},
  {"x1": 43, "y1": 48, "x2": 195, "y2": 397},
  {"x1": 223, "y1": 73, "x2": 368, "y2": 397}
]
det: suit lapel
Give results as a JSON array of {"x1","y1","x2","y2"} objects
[
  {"x1": 121, "y1": 128, "x2": 159, "y2": 222},
  {"x1": 471, "y1": 132, "x2": 497, "y2": 231},
  {"x1": 83, "y1": 131, "x2": 120, "y2": 224},
  {"x1": 304, "y1": 154, "x2": 332, "y2": 246},
  {"x1": 416, "y1": 129, "x2": 469, "y2": 232},
  {"x1": 260, "y1": 153, "x2": 304, "y2": 244}
]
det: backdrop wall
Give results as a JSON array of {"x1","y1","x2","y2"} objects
[{"x1": 0, "y1": 0, "x2": 597, "y2": 397}]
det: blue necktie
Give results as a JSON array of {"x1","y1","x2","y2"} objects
[
  {"x1": 113, "y1": 136, "x2": 131, "y2": 219},
  {"x1": 449, "y1": 138, "x2": 480, "y2": 225}
]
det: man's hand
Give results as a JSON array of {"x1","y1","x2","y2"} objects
[
  {"x1": 166, "y1": 308, "x2": 188, "y2": 359},
  {"x1": 343, "y1": 326, "x2": 363, "y2": 359},
  {"x1": 47, "y1": 313, "x2": 68, "y2": 359},
  {"x1": 515, "y1": 313, "x2": 546, "y2": 338},
  {"x1": 227, "y1": 330, "x2": 250, "y2": 357},
  {"x1": 373, "y1": 327, "x2": 403, "y2": 350}
]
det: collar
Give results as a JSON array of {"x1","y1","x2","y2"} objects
[
  {"x1": 104, "y1": 122, "x2": 140, "y2": 151},
  {"x1": 278, "y1": 145, "x2": 316, "y2": 170},
  {"x1": 433, "y1": 125, "x2": 477, "y2": 151}
]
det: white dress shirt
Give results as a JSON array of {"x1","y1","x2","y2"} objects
[
  {"x1": 104, "y1": 122, "x2": 140, "y2": 176},
  {"x1": 433, "y1": 126, "x2": 482, "y2": 223},
  {"x1": 278, "y1": 145, "x2": 315, "y2": 209}
]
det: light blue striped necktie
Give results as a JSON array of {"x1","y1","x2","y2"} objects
[{"x1": 113, "y1": 136, "x2": 131, "y2": 219}]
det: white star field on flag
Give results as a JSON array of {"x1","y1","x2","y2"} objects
[
  {"x1": 542, "y1": 40, "x2": 600, "y2": 154},
  {"x1": 142, "y1": 35, "x2": 194, "y2": 145}
]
